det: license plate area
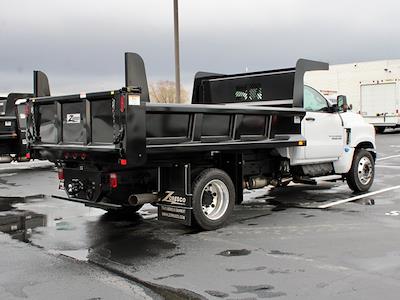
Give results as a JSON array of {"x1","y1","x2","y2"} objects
[{"x1": 64, "y1": 168, "x2": 103, "y2": 202}]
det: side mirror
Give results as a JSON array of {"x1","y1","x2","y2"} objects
[{"x1": 337, "y1": 95, "x2": 348, "y2": 112}]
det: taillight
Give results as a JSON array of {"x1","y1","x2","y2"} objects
[
  {"x1": 24, "y1": 104, "x2": 30, "y2": 116},
  {"x1": 64, "y1": 152, "x2": 70, "y2": 159},
  {"x1": 120, "y1": 94, "x2": 125, "y2": 112},
  {"x1": 26, "y1": 152, "x2": 31, "y2": 159},
  {"x1": 119, "y1": 158, "x2": 127, "y2": 166},
  {"x1": 109, "y1": 173, "x2": 118, "y2": 188},
  {"x1": 58, "y1": 169, "x2": 64, "y2": 180},
  {"x1": 80, "y1": 152, "x2": 87, "y2": 160},
  {"x1": 72, "y1": 152, "x2": 78, "y2": 160}
]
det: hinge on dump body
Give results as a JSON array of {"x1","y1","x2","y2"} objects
[{"x1": 113, "y1": 128, "x2": 125, "y2": 144}]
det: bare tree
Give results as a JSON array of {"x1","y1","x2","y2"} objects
[{"x1": 149, "y1": 80, "x2": 188, "y2": 103}]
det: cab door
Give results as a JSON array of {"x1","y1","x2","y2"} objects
[{"x1": 302, "y1": 86, "x2": 343, "y2": 162}]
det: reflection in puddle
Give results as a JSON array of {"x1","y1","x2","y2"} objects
[
  {"x1": 0, "y1": 195, "x2": 178, "y2": 266},
  {"x1": 0, "y1": 208, "x2": 47, "y2": 242}
]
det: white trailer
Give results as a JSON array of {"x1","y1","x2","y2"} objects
[{"x1": 305, "y1": 59, "x2": 400, "y2": 132}]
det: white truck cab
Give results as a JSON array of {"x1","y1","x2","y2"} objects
[{"x1": 278, "y1": 85, "x2": 376, "y2": 192}]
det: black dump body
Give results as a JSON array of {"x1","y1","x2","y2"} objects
[
  {"x1": 24, "y1": 53, "x2": 328, "y2": 166},
  {"x1": 27, "y1": 90, "x2": 305, "y2": 163},
  {"x1": 20, "y1": 53, "x2": 328, "y2": 214}
]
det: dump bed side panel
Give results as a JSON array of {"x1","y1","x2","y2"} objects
[{"x1": 141, "y1": 104, "x2": 305, "y2": 154}]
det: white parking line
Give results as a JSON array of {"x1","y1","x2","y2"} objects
[
  {"x1": 376, "y1": 165, "x2": 400, "y2": 169},
  {"x1": 377, "y1": 154, "x2": 400, "y2": 161},
  {"x1": 318, "y1": 185, "x2": 400, "y2": 209}
]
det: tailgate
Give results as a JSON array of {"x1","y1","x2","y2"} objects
[
  {"x1": 0, "y1": 116, "x2": 18, "y2": 140},
  {"x1": 29, "y1": 90, "x2": 135, "y2": 156}
]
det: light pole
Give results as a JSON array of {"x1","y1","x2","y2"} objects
[{"x1": 173, "y1": 0, "x2": 181, "y2": 103}]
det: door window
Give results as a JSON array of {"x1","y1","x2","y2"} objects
[{"x1": 304, "y1": 86, "x2": 328, "y2": 112}]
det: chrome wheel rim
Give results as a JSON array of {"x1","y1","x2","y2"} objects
[
  {"x1": 358, "y1": 156, "x2": 373, "y2": 185},
  {"x1": 200, "y1": 179, "x2": 229, "y2": 220}
]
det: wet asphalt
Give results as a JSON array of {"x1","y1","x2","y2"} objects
[{"x1": 1, "y1": 131, "x2": 400, "y2": 299}]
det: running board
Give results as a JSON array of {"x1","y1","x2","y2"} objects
[
  {"x1": 311, "y1": 174, "x2": 343, "y2": 183},
  {"x1": 52, "y1": 195, "x2": 122, "y2": 210},
  {"x1": 293, "y1": 174, "x2": 343, "y2": 185}
]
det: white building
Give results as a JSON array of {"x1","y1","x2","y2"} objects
[{"x1": 305, "y1": 59, "x2": 400, "y2": 130}]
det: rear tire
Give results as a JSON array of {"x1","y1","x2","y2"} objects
[
  {"x1": 347, "y1": 149, "x2": 375, "y2": 192},
  {"x1": 192, "y1": 168, "x2": 235, "y2": 230}
]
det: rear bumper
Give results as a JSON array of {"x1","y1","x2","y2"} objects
[
  {"x1": 52, "y1": 195, "x2": 122, "y2": 210},
  {"x1": 30, "y1": 143, "x2": 121, "y2": 163}
]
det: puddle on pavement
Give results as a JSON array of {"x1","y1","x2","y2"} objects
[
  {"x1": 217, "y1": 249, "x2": 251, "y2": 257},
  {"x1": 233, "y1": 284, "x2": 286, "y2": 298},
  {"x1": 0, "y1": 195, "x2": 203, "y2": 299},
  {"x1": 0, "y1": 196, "x2": 177, "y2": 265},
  {"x1": 0, "y1": 197, "x2": 47, "y2": 243}
]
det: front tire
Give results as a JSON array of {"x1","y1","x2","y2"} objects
[
  {"x1": 347, "y1": 149, "x2": 375, "y2": 192},
  {"x1": 192, "y1": 168, "x2": 235, "y2": 230}
]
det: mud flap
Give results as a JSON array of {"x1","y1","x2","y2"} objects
[{"x1": 157, "y1": 164, "x2": 193, "y2": 226}]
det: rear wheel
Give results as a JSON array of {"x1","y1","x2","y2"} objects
[
  {"x1": 192, "y1": 168, "x2": 235, "y2": 230},
  {"x1": 347, "y1": 149, "x2": 375, "y2": 192}
]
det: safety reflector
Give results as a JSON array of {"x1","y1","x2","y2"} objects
[
  {"x1": 120, "y1": 94, "x2": 125, "y2": 112},
  {"x1": 110, "y1": 173, "x2": 118, "y2": 188},
  {"x1": 58, "y1": 169, "x2": 64, "y2": 180}
]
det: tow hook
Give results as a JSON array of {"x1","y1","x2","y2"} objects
[{"x1": 67, "y1": 179, "x2": 84, "y2": 196}]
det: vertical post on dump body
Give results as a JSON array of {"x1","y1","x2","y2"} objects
[{"x1": 174, "y1": 0, "x2": 181, "y2": 103}]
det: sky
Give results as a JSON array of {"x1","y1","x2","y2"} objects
[{"x1": 0, "y1": 0, "x2": 399, "y2": 95}]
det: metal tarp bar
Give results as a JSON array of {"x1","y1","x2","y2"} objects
[
  {"x1": 125, "y1": 52, "x2": 150, "y2": 102},
  {"x1": 191, "y1": 59, "x2": 329, "y2": 107},
  {"x1": 34, "y1": 71, "x2": 50, "y2": 97},
  {"x1": 292, "y1": 59, "x2": 329, "y2": 107}
]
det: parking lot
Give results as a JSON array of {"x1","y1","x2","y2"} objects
[{"x1": 1, "y1": 131, "x2": 400, "y2": 299}]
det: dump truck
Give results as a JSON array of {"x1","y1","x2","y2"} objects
[
  {"x1": 0, "y1": 93, "x2": 32, "y2": 162},
  {"x1": 19, "y1": 53, "x2": 376, "y2": 230},
  {"x1": 0, "y1": 72, "x2": 50, "y2": 163}
]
